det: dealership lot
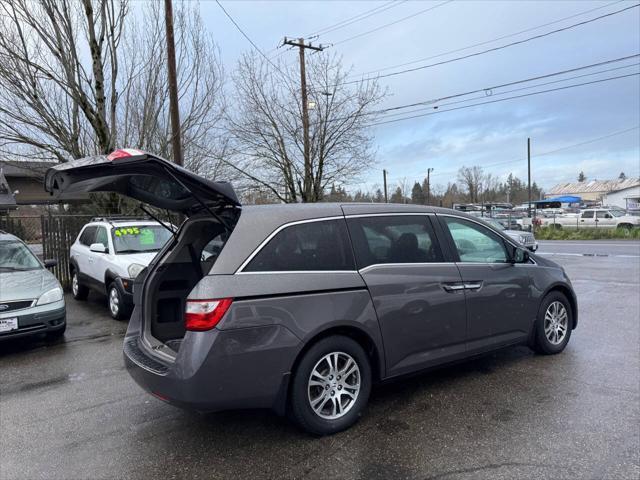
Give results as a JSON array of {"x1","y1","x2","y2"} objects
[{"x1": 1, "y1": 240, "x2": 638, "y2": 480}]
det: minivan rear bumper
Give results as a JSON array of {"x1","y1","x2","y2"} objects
[{"x1": 123, "y1": 309, "x2": 301, "y2": 412}]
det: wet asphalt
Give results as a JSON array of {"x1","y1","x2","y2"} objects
[{"x1": 1, "y1": 240, "x2": 638, "y2": 480}]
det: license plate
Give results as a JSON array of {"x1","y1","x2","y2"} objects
[{"x1": 0, "y1": 317, "x2": 18, "y2": 333}]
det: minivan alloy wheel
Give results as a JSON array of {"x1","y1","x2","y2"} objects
[
  {"x1": 308, "y1": 352, "x2": 361, "y2": 420},
  {"x1": 544, "y1": 301, "x2": 568, "y2": 345}
]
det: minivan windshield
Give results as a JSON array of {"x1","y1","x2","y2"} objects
[
  {"x1": 0, "y1": 240, "x2": 42, "y2": 271},
  {"x1": 111, "y1": 225, "x2": 172, "y2": 254}
]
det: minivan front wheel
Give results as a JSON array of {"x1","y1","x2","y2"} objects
[
  {"x1": 290, "y1": 335, "x2": 371, "y2": 436},
  {"x1": 533, "y1": 292, "x2": 572, "y2": 355}
]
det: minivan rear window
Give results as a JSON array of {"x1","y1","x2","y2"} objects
[{"x1": 243, "y1": 219, "x2": 355, "y2": 272}]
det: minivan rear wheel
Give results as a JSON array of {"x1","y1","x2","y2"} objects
[{"x1": 290, "y1": 335, "x2": 371, "y2": 436}]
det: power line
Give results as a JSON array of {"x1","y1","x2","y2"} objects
[
  {"x1": 331, "y1": 0, "x2": 454, "y2": 47},
  {"x1": 369, "y1": 72, "x2": 640, "y2": 126},
  {"x1": 348, "y1": 0, "x2": 624, "y2": 80},
  {"x1": 215, "y1": 0, "x2": 286, "y2": 75},
  {"x1": 377, "y1": 62, "x2": 639, "y2": 121},
  {"x1": 323, "y1": 54, "x2": 639, "y2": 124},
  {"x1": 309, "y1": 1, "x2": 407, "y2": 38},
  {"x1": 340, "y1": 3, "x2": 640, "y2": 86}
]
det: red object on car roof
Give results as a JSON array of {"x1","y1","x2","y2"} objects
[{"x1": 106, "y1": 148, "x2": 145, "y2": 161}]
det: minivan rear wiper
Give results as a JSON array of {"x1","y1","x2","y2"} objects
[{"x1": 139, "y1": 204, "x2": 177, "y2": 241}]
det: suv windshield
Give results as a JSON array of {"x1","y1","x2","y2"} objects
[
  {"x1": 111, "y1": 225, "x2": 172, "y2": 254},
  {"x1": 484, "y1": 218, "x2": 507, "y2": 231},
  {"x1": 0, "y1": 240, "x2": 42, "y2": 271}
]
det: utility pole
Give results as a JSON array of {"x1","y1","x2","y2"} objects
[
  {"x1": 164, "y1": 0, "x2": 182, "y2": 166},
  {"x1": 527, "y1": 137, "x2": 532, "y2": 218},
  {"x1": 383, "y1": 169, "x2": 388, "y2": 203},
  {"x1": 426, "y1": 167, "x2": 434, "y2": 205},
  {"x1": 283, "y1": 37, "x2": 324, "y2": 201}
]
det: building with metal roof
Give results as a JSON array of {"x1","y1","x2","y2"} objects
[{"x1": 545, "y1": 178, "x2": 640, "y2": 202}]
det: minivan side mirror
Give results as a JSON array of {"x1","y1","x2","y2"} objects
[
  {"x1": 512, "y1": 247, "x2": 529, "y2": 264},
  {"x1": 89, "y1": 243, "x2": 107, "y2": 253},
  {"x1": 43, "y1": 259, "x2": 58, "y2": 269}
]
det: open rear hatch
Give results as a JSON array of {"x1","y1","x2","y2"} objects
[
  {"x1": 45, "y1": 149, "x2": 240, "y2": 215},
  {"x1": 45, "y1": 149, "x2": 241, "y2": 358}
]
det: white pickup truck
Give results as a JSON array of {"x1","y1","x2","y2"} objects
[{"x1": 541, "y1": 208, "x2": 640, "y2": 229}]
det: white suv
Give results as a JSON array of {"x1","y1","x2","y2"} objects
[{"x1": 70, "y1": 218, "x2": 173, "y2": 319}]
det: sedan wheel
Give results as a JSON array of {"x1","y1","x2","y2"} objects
[{"x1": 308, "y1": 352, "x2": 361, "y2": 420}]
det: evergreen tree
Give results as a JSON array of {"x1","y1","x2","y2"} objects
[
  {"x1": 578, "y1": 171, "x2": 586, "y2": 182},
  {"x1": 390, "y1": 186, "x2": 405, "y2": 204},
  {"x1": 411, "y1": 182, "x2": 425, "y2": 204}
]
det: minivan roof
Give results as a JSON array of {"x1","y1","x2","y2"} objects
[
  {"x1": 240, "y1": 202, "x2": 448, "y2": 216},
  {"x1": 211, "y1": 203, "x2": 471, "y2": 274}
]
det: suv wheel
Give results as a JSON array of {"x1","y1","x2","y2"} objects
[
  {"x1": 108, "y1": 283, "x2": 129, "y2": 320},
  {"x1": 533, "y1": 292, "x2": 573, "y2": 355},
  {"x1": 290, "y1": 335, "x2": 371, "y2": 436},
  {"x1": 71, "y1": 270, "x2": 89, "y2": 300}
]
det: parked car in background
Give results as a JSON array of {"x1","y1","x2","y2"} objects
[
  {"x1": 0, "y1": 231, "x2": 66, "y2": 341},
  {"x1": 541, "y1": 208, "x2": 640, "y2": 229},
  {"x1": 46, "y1": 150, "x2": 577, "y2": 436},
  {"x1": 482, "y1": 218, "x2": 538, "y2": 251},
  {"x1": 69, "y1": 218, "x2": 173, "y2": 319}
]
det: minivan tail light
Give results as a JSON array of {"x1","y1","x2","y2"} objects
[{"x1": 185, "y1": 298, "x2": 233, "y2": 331}]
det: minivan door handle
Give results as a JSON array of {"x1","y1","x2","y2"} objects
[
  {"x1": 442, "y1": 283, "x2": 465, "y2": 292},
  {"x1": 463, "y1": 282, "x2": 483, "y2": 291}
]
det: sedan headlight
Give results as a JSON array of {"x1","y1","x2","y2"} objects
[
  {"x1": 518, "y1": 235, "x2": 528, "y2": 244},
  {"x1": 36, "y1": 287, "x2": 63, "y2": 306},
  {"x1": 128, "y1": 263, "x2": 145, "y2": 279}
]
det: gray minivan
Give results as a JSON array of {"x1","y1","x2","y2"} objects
[{"x1": 46, "y1": 151, "x2": 577, "y2": 435}]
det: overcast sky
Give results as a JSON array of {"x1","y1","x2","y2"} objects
[{"x1": 200, "y1": 0, "x2": 640, "y2": 192}]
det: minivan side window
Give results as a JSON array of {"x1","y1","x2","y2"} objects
[
  {"x1": 347, "y1": 215, "x2": 443, "y2": 269},
  {"x1": 443, "y1": 217, "x2": 508, "y2": 263},
  {"x1": 79, "y1": 226, "x2": 97, "y2": 246},
  {"x1": 243, "y1": 219, "x2": 355, "y2": 272}
]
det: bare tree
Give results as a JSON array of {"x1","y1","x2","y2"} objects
[
  {"x1": 0, "y1": 0, "x2": 228, "y2": 181},
  {"x1": 0, "y1": 0, "x2": 128, "y2": 161},
  {"x1": 227, "y1": 52, "x2": 385, "y2": 203},
  {"x1": 118, "y1": 4, "x2": 227, "y2": 177},
  {"x1": 457, "y1": 166, "x2": 485, "y2": 203}
]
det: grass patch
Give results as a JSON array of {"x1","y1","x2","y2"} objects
[{"x1": 534, "y1": 226, "x2": 640, "y2": 240}]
